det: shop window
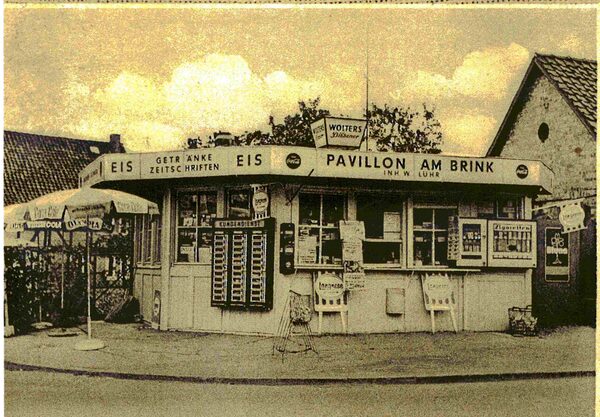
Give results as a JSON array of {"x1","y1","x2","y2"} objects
[
  {"x1": 496, "y1": 198, "x2": 520, "y2": 219},
  {"x1": 297, "y1": 193, "x2": 345, "y2": 265},
  {"x1": 227, "y1": 189, "x2": 252, "y2": 219},
  {"x1": 356, "y1": 194, "x2": 403, "y2": 265},
  {"x1": 135, "y1": 214, "x2": 161, "y2": 265},
  {"x1": 413, "y1": 207, "x2": 457, "y2": 267},
  {"x1": 176, "y1": 191, "x2": 217, "y2": 263},
  {"x1": 476, "y1": 198, "x2": 521, "y2": 219}
]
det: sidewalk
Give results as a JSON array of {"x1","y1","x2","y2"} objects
[{"x1": 4, "y1": 323, "x2": 595, "y2": 381}]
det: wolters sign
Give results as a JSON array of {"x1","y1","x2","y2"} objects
[{"x1": 310, "y1": 117, "x2": 366, "y2": 149}]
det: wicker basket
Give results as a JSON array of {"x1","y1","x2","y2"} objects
[
  {"x1": 290, "y1": 292, "x2": 312, "y2": 325},
  {"x1": 508, "y1": 305, "x2": 538, "y2": 336}
]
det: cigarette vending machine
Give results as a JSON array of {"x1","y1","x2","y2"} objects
[
  {"x1": 487, "y1": 220, "x2": 536, "y2": 268},
  {"x1": 447, "y1": 217, "x2": 488, "y2": 267},
  {"x1": 211, "y1": 218, "x2": 275, "y2": 310}
]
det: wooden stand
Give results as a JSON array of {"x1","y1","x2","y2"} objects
[
  {"x1": 313, "y1": 272, "x2": 348, "y2": 334},
  {"x1": 422, "y1": 273, "x2": 458, "y2": 334}
]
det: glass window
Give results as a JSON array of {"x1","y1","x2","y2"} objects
[
  {"x1": 297, "y1": 193, "x2": 345, "y2": 265},
  {"x1": 227, "y1": 190, "x2": 251, "y2": 219},
  {"x1": 413, "y1": 207, "x2": 457, "y2": 267},
  {"x1": 176, "y1": 191, "x2": 217, "y2": 263},
  {"x1": 357, "y1": 194, "x2": 403, "y2": 265},
  {"x1": 135, "y1": 215, "x2": 161, "y2": 265},
  {"x1": 496, "y1": 198, "x2": 519, "y2": 219},
  {"x1": 477, "y1": 198, "x2": 520, "y2": 219}
]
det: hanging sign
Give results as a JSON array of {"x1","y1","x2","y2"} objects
[
  {"x1": 310, "y1": 117, "x2": 367, "y2": 148},
  {"x1": 297, "y1": 234, "x2": 317, "y2": 264},
  {"x1": 340, "y1": 220, "x2": 366, "y2": 290},
  {"x1": 559, "y1": 202, "x2": 586, "y2": 233},
  {"x1": 252, "y1": 185, "x2": 269, "y2": 220},
  {"x1": 545, "y1": 227, "x2": 569, "y2": 282},
  {"x1": 339, "y1": 221, "x2": 365, "y2": 241}
]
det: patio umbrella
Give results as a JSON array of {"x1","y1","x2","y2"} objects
[
  {"x1": 4, "y1": 204, "x2": 29, "y2": 234},
  {"x1": 22, "y1": 187, "x2": 159, "y2": 351}
]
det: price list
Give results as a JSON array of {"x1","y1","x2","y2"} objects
[
  {"x1": 211, "y1": 218, "x2": 275, "y2": 310},
  {"x1": 211, "y1": 232, "x2": 229, "y2": 303},
  {"x1": 250, "y1": 231, "x2": 267, "y2": 303}
]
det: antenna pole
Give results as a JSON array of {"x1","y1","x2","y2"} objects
[{"x1": 365, "y1": 24, "x2": 370, "y2": 152}]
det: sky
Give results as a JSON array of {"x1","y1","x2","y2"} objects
[{"x1": 4, "y1": 6, "x2": 596, "y2": 155}]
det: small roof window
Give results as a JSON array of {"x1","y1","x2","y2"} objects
[{"x1": 89, "y1": 146, "x2": 100, "y2": 154}]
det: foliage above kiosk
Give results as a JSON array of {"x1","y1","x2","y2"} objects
[{"x1": 192, "y1": 98, "x2": 444, "y2": 153}]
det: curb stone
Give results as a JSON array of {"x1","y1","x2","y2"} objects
[{"x1": 5, "y1": 361, "x2": 594, "y2": 386}]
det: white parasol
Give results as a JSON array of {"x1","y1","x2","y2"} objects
[
  {"x1": 15, "y1": 187, "x2": 159, "y2": 351},
  {"x1": 4, "y1": 203, "x2": 29, "y2": 234}
]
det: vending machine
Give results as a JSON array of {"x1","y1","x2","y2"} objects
[
  {"x1": 487, "y1": 220, "x2": 537, "y2": 268},
  {"x1": 447, "y1": 217, "x2": 488, "y2": 267},
  {"x1": 211, "y1": 218, "x2": 275, "y2": 310}
]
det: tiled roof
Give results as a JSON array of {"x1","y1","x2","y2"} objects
[
  {"x1": 4, "y1": 131, "x2": 112, "y2": 206},
  {"x1": 534, "y1": 54, "x2": 597, "y2": 135}
]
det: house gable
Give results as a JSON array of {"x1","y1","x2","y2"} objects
[{"x1": 489, "y1": 74, "x2": 595, "y2": 204}]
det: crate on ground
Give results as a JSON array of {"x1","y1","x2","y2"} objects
[{"x1": 508, "y1": 305, "x2": 538, "y2": 336}]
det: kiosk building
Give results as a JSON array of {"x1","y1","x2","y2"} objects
[{"x1": 79, "y1": 138, "x2": 553, "y2": 334}]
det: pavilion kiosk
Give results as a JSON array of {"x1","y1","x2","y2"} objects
[{"x1": 79, "y1": 121, "x2": 553, "y2": 334}]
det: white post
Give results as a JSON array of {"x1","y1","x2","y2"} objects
[{"x1": 86, "y1": 230, "x2": 92, "y2": 340}]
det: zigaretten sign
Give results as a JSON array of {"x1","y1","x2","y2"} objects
[{"x1": 79, "y1": 147, "x2": 553, "y2": 193}]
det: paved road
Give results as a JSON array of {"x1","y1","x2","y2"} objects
[{"x1": 5, "y1": 370, "x2": 594, "y2": 417}]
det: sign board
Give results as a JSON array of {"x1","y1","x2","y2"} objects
[
  {"x1": 79, "y1": 146, "x2": 553, "y2": 194},
  {"x1": 340, "y1": 220, "x2": 366, "y2": 290},
  {"x1": 252, "y1": 185, "x2": 269, "y2": 220},
  {"x1": 559, "y1": 202, "x2": 586, "y2": 233},
  {"x1": 339, "y1": 221, "x2": 365, "y2": 241},
  {"x1": 310, "y1": 117, "x2": 367, "y2": 149},
  {"x1": 545, "y1": 227, "x2": 569, "y2": 282},
  {"x1": 421, "y1": 274, "x2": 454, "y2": 311},
  {"x1": 314, "y1": 272, "x2": 345, "y2": 299},
  {"x1": 297, "y1": 234, "x2": 317, "y2": 264}
]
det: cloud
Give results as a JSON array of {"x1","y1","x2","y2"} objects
[
  {"x1": 60, "y1": 54, "x2": 360, "y2": 151},
  {"x1": 440, "y1": 112, "x2": 497, "y2": 156},
  {"x1": 557, "y1": 34, "x2": 587, "y2": 57},
  {"x1": 392, "y1": 43, "x2": 530, "y2": 102}
]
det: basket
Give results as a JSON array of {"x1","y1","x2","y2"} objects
[
  {"x1": 290, "y1": 292, "x2": 312, "y2": 325},
  {"x1": 508, "y1": 305, "x2": 538, "y2": 336}
]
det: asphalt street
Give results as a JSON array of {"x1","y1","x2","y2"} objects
[{"x1": 5, "y1": 370, "x2": 594, "y2": 417}]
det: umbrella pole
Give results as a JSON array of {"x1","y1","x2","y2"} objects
[
  {"x1": 86, "y1": 230, "x2": 92, "y2": 340},
  {"x1": 61, "y1": 247, "x2": 65, "y2": 311}
]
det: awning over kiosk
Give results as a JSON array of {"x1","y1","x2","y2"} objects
[{"x1": 80, "y1": 146, "x2": 553, "y2": 194}]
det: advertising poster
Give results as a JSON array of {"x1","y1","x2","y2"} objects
[
  {"x1": 341, "y1": 221, "x2": 366, "y2": 290},
  {"x1": 297, "y1": 234, "x2": 317, "y2": 264},
  {"x1": 545, "y1": 227, "x2": 569, "y2": 282}
]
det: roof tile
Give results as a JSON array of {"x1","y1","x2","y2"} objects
[
  {"x1": 4, "y1": 131, "x2": 113, "y2": 205},
  {"x1": 534, "y1": 54, "x2": 597, "y2": 136}
]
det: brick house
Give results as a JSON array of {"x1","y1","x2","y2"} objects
[{"x1": 486, "y1": 53, "x2": 596, "y2": 326}]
